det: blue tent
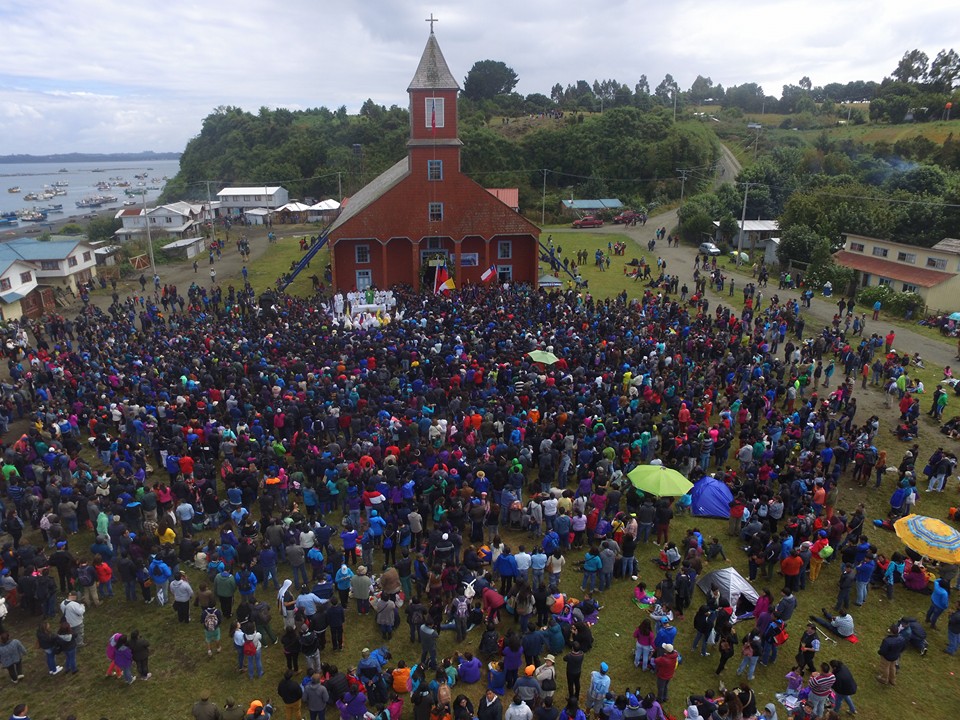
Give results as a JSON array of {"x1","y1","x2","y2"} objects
[{"x1": 691, "y1": 475, "x2": 734, "y2": 518}]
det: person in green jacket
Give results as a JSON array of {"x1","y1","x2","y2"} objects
[{"x1": 214, "y1": 570, "x2": 237, "y2": 618}]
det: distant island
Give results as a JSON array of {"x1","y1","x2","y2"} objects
[{"x1": 0, "y1": 151, "x2": 181, "y2": 164}]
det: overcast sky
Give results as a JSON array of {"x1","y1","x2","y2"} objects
[{"x1": 0, "y1": 0, "x2": 956, "y2": 155}]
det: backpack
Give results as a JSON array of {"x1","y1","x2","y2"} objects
[
  {"x1": 237, "y1": 572, "x2": 252, "y2": 593},
  {"x1": 455, "y1": 597, "x2": 469, "y2": 619},
  {"x1": 203, "y1": 608, "x2": 220, "y2": 631},
  {"x1": 243, "y1": 638, "x2": 257, "y2": 656},
  {"x1": 410, "y1": 606, "x2": 425, "y2": 626},
  {"x1": 253, "y1": 603, "x2": 270, "y2": 625},
  {"x1": 78, "y1": 566, "x2": 95, "y2": 587}
]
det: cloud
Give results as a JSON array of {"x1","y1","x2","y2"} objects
[{"x1": 0, "y1": 0, "x2": 957, "y2": 153}]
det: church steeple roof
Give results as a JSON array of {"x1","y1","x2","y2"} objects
[{"x1": 407, "y1": 33, "x2": 459, "y2": 91}]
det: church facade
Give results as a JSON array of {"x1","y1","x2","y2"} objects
[{"x1": 327, "y1": 31, "x2": 541, "y2": 293}]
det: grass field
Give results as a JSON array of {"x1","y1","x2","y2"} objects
[{"x1": 7, "y1": 229, "x2": 959, "y2": 719}]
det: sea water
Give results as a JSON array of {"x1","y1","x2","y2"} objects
[{"x1": 0, "y1": 159, "x2": 181, "y2": 219}]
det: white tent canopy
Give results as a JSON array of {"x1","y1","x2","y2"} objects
[
  {"x1": 309, "y1": 199, "x2": 340, "y2": 211},
  {"x1": 277, "y1": 202, "x2": 313, "y2": 212},
  {"x1": 697, "y1": 566, "x2": 758, "y2": 611}
]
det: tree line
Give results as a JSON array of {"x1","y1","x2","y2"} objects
[{"x1": 161, "y1": 102, "x2": 719, "y2": 218}]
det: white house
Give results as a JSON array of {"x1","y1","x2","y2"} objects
[
  {"x1": 114, "y1": 202, "x2": 204, "y2": 243},
  {"x1": 216, "y1": 186, "x2": 289, "y2": 217},
  {"x1": 0, "y1": 256, "x2": 39, "y2": 321},
  {"x1": 0, "y1": 236, "x2": 98, "y2": 317}
]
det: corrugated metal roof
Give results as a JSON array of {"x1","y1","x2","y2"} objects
[
  {"x1": 217, "y1": 187, "x2": 282, "y2": 196},
  {"x1": 407, "y1": 33, "x2": 459, "y2": 91},
  {"x1": 487, "y1": 188, "x2": 519, "y2": 208},
  {"x1": 834, "y1": 250, "x2": 955, "y2": 288},
  {"x1": 932, "y1": 238, "x2": 960, "y2": 255},
  {"x1": 561, "y1": 199, "x2": 623, "y2": 210}
]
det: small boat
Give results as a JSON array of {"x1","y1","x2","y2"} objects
[
  {"x1": 58, "y1": 168, "x2": 68, "y2": 173},
  {"x1": 147, "y1": 186, "x2": 160, "y2": 191},
  {"x1": 23, "y1": 192, "x2": 39, "y2": 201},
  {"x1": 0, "y1": 211, "x2": 16, "y2": 219},
  {"x1": 20, "y1": 211, "x2": 48, "y2": 222},
  {"x1": 53, "y1": 180, "x2": 69, "y2": 187},
  {"x1": 76, "y1": 198, "x2": 103, "y2": 208},
  {"x1": 0, "y1": 217, "x2": 17, "y2": 227},
  {"x1": 40, "y1": 204, "x2": 63, "y2": 213},
  {"x1": 92, "y1": 168, "x2": 105, "y2": 173},
  {"x1": 122, "y1": 200, "x2": 137, "y2": 206},
  {"x1": 53, "y1": 188, "x2": 67, "y2": 196},
  {"x1": 7, "y1": 186, "x2": 20, "y2": 193}
]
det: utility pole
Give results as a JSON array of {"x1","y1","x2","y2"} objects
[
  {"x1": 676, "y1": 168, "x2": 691, "y2": 233},
  {"x1": 738, "y1": 181, "x2": 751, "y2": 266},
  {"x1": 141, "y1": 188, "x2": 156, "y2": 280},
  {"x1": 337, "y1": 172, "x2": 342, "y2": 202},
  {"x1": 205, "y1": 180, "x2": 217, "y2": 249},
  {"x1": 541, "y1": 169, "x2": 547, "y2": 225}
]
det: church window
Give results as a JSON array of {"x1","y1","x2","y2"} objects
[
  {"x1": 428, "y1": 203, "x2": 443, "y2": 222},
  {"x1": 428, "y1": 160, "x2": 443, "y2": 181},
  {"x1": 355, "y1": 245, "x2": 370, "y2": 264},
  {"x1": 425, "y1": 97, "x2": 445, "y2": 128}
]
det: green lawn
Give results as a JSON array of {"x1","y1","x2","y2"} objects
[{"x1": 10, "y1": 228, "x2": 957, "y2": 719}]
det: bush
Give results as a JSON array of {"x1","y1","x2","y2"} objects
[{"x1": 856, "y1": 284, "x2": 925, "y2": 316}]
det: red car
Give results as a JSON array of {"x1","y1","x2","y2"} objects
[
  {"x1": 613, "y1": 210, "x2": 641, "y2": 224},
  {"x1": 572, "y1": 215, "x2": 603, "y2": 228}
]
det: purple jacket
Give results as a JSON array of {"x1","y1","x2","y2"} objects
[{"x1": 337, "y1": 691, "x2": 367, "y2": 720}]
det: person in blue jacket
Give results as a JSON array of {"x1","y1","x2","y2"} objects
[
  {"x1": 235, "y1": 563, "x2": 258, "y2": 600},
  {"x1": 926, "y1": 578, "x2": 949, "y2": 628},
  {"x1": 148, "y1": 556, "x2": 172, "y2": 606},
  {"x1": 494, "y1": 547, "x2": 518, "y2": 595}
]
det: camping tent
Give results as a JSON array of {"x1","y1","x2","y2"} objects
[
  {"x1": 538, "y1": 274, "x2": 562, "y2": 288},
  {"x1": 690, "y1": 476, "x2": 733, "y2": 518},
  {"x1": 697, "y1": 567, "x2": 758, "y2": 613}
]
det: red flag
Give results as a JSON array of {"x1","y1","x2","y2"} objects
[{"x1": 433, "y1": 264, "x2": 448, "y2": 295}]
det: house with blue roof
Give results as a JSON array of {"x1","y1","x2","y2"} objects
[{"x1": 0, "y1": 236, "x2": 97, "y2": 318}]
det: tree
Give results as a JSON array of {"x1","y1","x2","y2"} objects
[
  {"x1": 777, "y1": 224, "x2": 827, "y2": 266},
  {"x1": 654, "y1": 74, "x2": 677, "y2": 103},
  {"x1": 550, "y1": 83, "x2": 564, "y2": 104},
  {"x1": 688, "y1": 75, "x2": 715, "y2": 103},
  {"x1": 892, "y1": 49, "x2": 929, "y2": 84},
  {"x1": 635, "y1": 75, "x2": 650, "y2": 96},
  {"x1": 799, "y1": 76, "x2": 812, "y2": 91},
  {"x1": 926, "y1": 49, "x2": 960, "y2": 92},
  {"x1": 86, "y1": 215, "x2": 121, "y2": 243},
  {"x1": 462, "y1": 60, "x2": 519, "y2": 101}
]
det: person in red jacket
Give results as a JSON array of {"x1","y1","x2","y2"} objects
[
  {"x1": 728, "y1": 494, "x2": 746, "y2": 537},
  {"x1": 93, "y1": 554, "x2": 114, "y2": 599},
  {"x1": 653, "y1": 643, "x2": 679, "y2": 704},
  {"x1": 781, "y1": 550, "x2": 804, "y2": 592}
]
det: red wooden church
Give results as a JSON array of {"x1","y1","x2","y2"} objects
[{"x1": 327, "y1": 30, "x2": 541, "y2": 292}]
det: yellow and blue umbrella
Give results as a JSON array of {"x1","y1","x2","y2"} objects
[{"x1": 893, "y1": 514, "x2": 960, "y2": 564}]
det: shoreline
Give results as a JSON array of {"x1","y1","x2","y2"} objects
[{"x1": 0, "y1": 205, "x2": 120, "y2": 242}]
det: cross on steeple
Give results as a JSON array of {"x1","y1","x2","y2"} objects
[{"x1": 425, "y1": 13, "x2": 438, "y2": 33}]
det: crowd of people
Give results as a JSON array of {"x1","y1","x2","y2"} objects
[{"x1": 0, "y1": 262, "x2": 956, "y2": 720}]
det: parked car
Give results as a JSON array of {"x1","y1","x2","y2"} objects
[
  {"x1": 572, "y1": 215, "x2": 603, "y2": 228},
  {"x1": 699, "y1": 242, "x2": 721, "y2": 256},
  {"x1": 613, "y1": 210, "x2": 641, "y2": 224}
]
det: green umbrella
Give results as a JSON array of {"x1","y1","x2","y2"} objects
[
  {"x1": 627, "y1": 465, "x2": 693, "y2": 497},
  {"x1": 526, "y1": 350, "x2": 560, "y2": 365}
]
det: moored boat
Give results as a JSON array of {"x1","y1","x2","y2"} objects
[{"x1": 7, "y1": 186, "x2": 20, "y2": 193}]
